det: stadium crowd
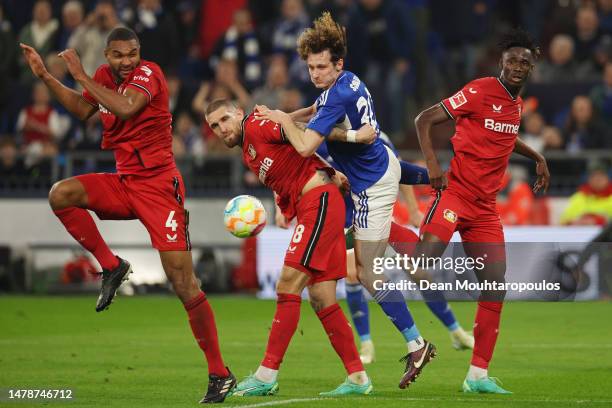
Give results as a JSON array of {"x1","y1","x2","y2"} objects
[{"x1": 0, "y1": 0, "x2": 611, "y2": 224}]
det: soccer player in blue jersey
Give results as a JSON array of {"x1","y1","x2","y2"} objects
[
  {"x1": 255, "y1": 12, "x2": 435, "y2": 389},
  {"x1": 314, "y1": 135, "x2": 474, "y2": 364}
]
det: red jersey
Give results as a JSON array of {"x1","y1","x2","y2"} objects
[
  {"x1": 241, "y1": 112, "x2": 329, "y2": 219},
  {"x1": 440, "y1": 77, "x2": 522, "y2": 202},
  {"x1": 82, "y1": 60, "x2": 174, "y2": 176}
]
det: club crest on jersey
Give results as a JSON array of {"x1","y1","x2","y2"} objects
[
  {"x1": 443, "y1": 209, "x2": 457, "y2": 223},
  {"x1": 492, "y1": 104, "x2": 502, "y2": 113},
  {"x1": 248, "y1": 144, "x2": 256, "y2": 159},
  {"x1": 449, "y1": 91, "x2": 467, "y2": 109}
]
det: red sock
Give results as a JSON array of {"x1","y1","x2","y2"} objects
[
  {"x1": 471, "y1": 301, "x2": 503, "y2": 369},
  {"x1": 184, "y1": 292, "x2": 228, "y2": 377},
  {"x1": 53, "y1": 207, "x2": 118, "y2": 270},
  {"x1": 261, "y1": 293, "x2": 301, "y2": 369},
  {"x1": 317, "y1": 303, "x2": 364, "y2": 375},
  {"x1": 388, "y1": 221, "x2": 419, "y2": 255}
]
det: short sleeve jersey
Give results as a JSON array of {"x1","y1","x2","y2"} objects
[
  {"x1": 241, "y1": 112, "x2": 329, "y2": 219},
  {"x1": 440, "y1": 77, "x2": 523, "y2": 201},
  {"x1": 82, "y1": 60, "x2": 174, "y2": 176},
  {"x1": 307, "y1": 70, "x2": 389, "y2": 194}
]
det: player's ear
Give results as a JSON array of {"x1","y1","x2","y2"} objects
[{"x1": 336, "y1": 58, "x2": 344, "y2": 71}]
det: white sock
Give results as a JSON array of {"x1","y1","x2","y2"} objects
[
  {"x1": 254, "y1": 365, "x2": 278, "y2": 383},
  {"x1": 467, "y1": 365, "x2": 488, "y2": 380},
  {"x1": 407, "y1": 336, "x2": 425, "y2": 353},
  {"x1": 348, "y1": 371, "x2": 369, "y2": 385}
]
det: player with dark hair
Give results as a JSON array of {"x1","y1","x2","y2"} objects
[
  {"x1": 205, "y1": 99, "x2": 375, "y2": 397},
  {"x1": 19, "y1": 27, "x2": 236, "y2": 403},
  {"x1": 414, "y1": 29, "x2": 550, "y2": 394},
  {"x1": 256, "y1": 12, "x2": 436, "y2": 389}
]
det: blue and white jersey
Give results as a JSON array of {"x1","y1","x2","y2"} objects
[{"x1": 307, "y1": 70, "x2": 389, "y2": 194}]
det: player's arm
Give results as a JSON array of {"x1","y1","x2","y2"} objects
[
  {"x1": 289, "y1": 103, "x2": 316, "y2": 122},
  {"x1": 295, "y1": 121, "x2": 376, "y2": 144},
  {"x1": 59, "y1": 49, "x2": 148, "y2": 120},
  {"x1": 414, "y1": 103, "x2": 453, "y2": 190},
  {"x1": 254, "y1": 106, "x2": 323, "y2": 157},
  {"x1": 513, "y1": 137, "x2": 550, "y2": 193},
  {"x1": 399, "y1": 184, "x2": 424, "y2": 227},
  {"x1": 19, "y1": 44, "x2": 97, "y2": 121}
]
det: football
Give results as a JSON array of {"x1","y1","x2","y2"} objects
[{"x1": 223, "y1": 195, "x2": 267, "y2": 238}]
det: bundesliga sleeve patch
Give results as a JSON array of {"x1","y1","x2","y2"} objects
[{"x1": 449, "y1": 91, "x2": 467, "y2": 109}]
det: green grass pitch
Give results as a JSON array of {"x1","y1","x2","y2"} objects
[{"x1": 1, "y1": 296, "x2": 611, "y2": 407}]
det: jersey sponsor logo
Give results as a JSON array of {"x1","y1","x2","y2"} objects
[
  {"x1": 443, "y1": 209, "x2": 457, "y2": 223},
  {"x1": 258, "y1": 157, "x2": 274, "y2": 183},
  {"x1": 492, "y1": 104, "x2": 502, "y2": 113},
  {"x1": 349, "y1": 76, "x2": 361, "y2": 91},
  {"x1": 449, "y1": 91, "x2": 467, "y2": 109},
  {"x1": 140, "y1": 65, "x2": 152, "y2": 76},
  {"x1": 484, "y1": 118, "x2": 519, "y2": 134},
  {"x1": 132, "y1": 75, "x2": 150, "y2": 82},
  {"x1": 248, "y1": 144, "x2": 256, "y2": 159}
]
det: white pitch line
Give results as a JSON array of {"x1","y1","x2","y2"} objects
[
  {"x1": 234, "y1": 398, "x2": 325, "y2": 408},
  {"x1": 232, "y1": 396, "x2": 612, "y2": 407}
]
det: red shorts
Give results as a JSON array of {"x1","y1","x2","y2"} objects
[
  {"x1": 76, "y1": 169, "x2": 191, "y2": 251},
  {"x1": 284, "y1": 184, "x2": 347, "y2": 285},
  {"x1": 420, "y1": 188, "x2": 505, "y2": 262}
]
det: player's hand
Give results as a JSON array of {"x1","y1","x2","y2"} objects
[
  {"x1": 356, "y1": 124, "x2": 377, "y2": 144},
  {"x1": 19, "y1": 43, "x2": 48, "y2": 78},
  {"x1": 409, "y1": 210, "x2": 424, "y2": 228},
  {"x1": 58, "y1": 49, "x2": 87, "y2": 82},
  {"x1": 533, "y1": 158, "x2": 550, "y2": 194},
  {"x1": 275, "y1": 210, "x2": 290, "y2": 229},
  {"x1": 254, "y1": 105, "x2": 289, "y2": 124},
  {"x1": 427, "y1": 163, "x2": 447, "y2": 190},
  {"x1": 333, "y1": 170, "x2": 350, "y2": 195}
]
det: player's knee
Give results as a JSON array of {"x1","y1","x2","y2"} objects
[{"x1": 48, "y1": 180, "x2": 83, "y2": 210}]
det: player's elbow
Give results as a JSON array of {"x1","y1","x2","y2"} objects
[
  {"x1": 296, "y1": 146, "x2": 315, "y2": 157},
  {"x1": 414, "y1": 110, "x2": 430, "y2": 128}
]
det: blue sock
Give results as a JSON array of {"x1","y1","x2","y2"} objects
[
  {"x1": 399, "y1": 160, "x2": 429, "y2": 185},
  {"x1": 345, "y1": 283, "x2": 371, "y2": 341},
  {"x1": 374, "y1": 289, "x2": 421, "y2": 342},
  {"x1": 421, "y1": 289, "x2": 459, "y2": 330}
]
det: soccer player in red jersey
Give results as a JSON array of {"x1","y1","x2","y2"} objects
[
  {"x1": 20, "y1": 28, "x2": 235, "y2": 403},
  {"x1": 205, "y1": 99, "x2": 374, "y2": 397},
  {"x1": 414, "y1": 29, "x2": 550, "y2": 394}
]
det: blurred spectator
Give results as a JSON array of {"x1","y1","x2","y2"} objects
[
  {"x1": 248, "y1": 56, "x2": 289, "y2": 109},
  {"x1": 68, "y1": 0, "x2": 121, "y2": 77},
  {"x1": 346, "y1": 0, "x2": 414, "y2": 137},
  {"x1": 0, "y1": 137, "x2": 28, "y2": 181},
  {"x1": 600, "y1": 0, "x2": 612, "y2": 33},
  {"x1": 272, "y1": 0, "x2": 310, "y2": 88},
  {"x1": 0, "y1": 5, "x2": 16, "y2": 115},
  {"x1": 589, "y1": 61, "x2": 612, "y2": 132},
  {"x1": 192, "y1": 59, "x2": 250, "y2": 117},
  {"x1": 16, "y1": 81, "x2": 69, "y2": 159},
  {"x1": 129, "y1": 0, "x2": 180, "y2": 72},
  {"x1": 429, "y1": 0, "x2": 493, "y2": 93},
  {"x1": 532, "y1": 34, "x2": 597, "y2": 83},
  {"x1": 211, "y1": 9, "x2": 262, "y2": 90},
  {"x1": 175, "y1": 0, "x2": 204, "y2": 79},
  {"x1": 572, "y1": 6, "x2": 603, "y2": 64},
  {"x1": 562, "y1": 95, "x2": 612, "y2": 151},
  {"x1": 17, "y1": 0, "x2": 58, "y2": 84},
  {"x1": 560, "y1": 161, "x2": 612, "y2": 225},
  {"x1": 497, "y1": 166, "x2": 535, "y2": 226},
  {"x1": 172, "y1": 112, "x2": 206, "y2": 165},
  {"x1": 57, "y1": 1, "x2": 84, "y2": 51},
  {"x1": 520, "y1": 112, "x2": 563, "y2": 152},
  {"x1": 61, "y1": 252, "x2": 98, "y2": 284},
  {"x1": 278, "y1": 87, "x2": 303, "y2": 113}
]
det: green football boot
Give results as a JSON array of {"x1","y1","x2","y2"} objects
[
  {"x1": 319, "y1": 378, "x2": 373, "y2": 396},
  {"x1": 463, "y1": 377, "x2": 512, "y2": 394},
  {"x1": 230, "y1": 375, "x2": 279, "y2": 397}
]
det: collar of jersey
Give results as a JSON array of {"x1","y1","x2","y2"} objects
[{"x1": 496, "y1": 77, "x2": 518, "y2": 101}]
